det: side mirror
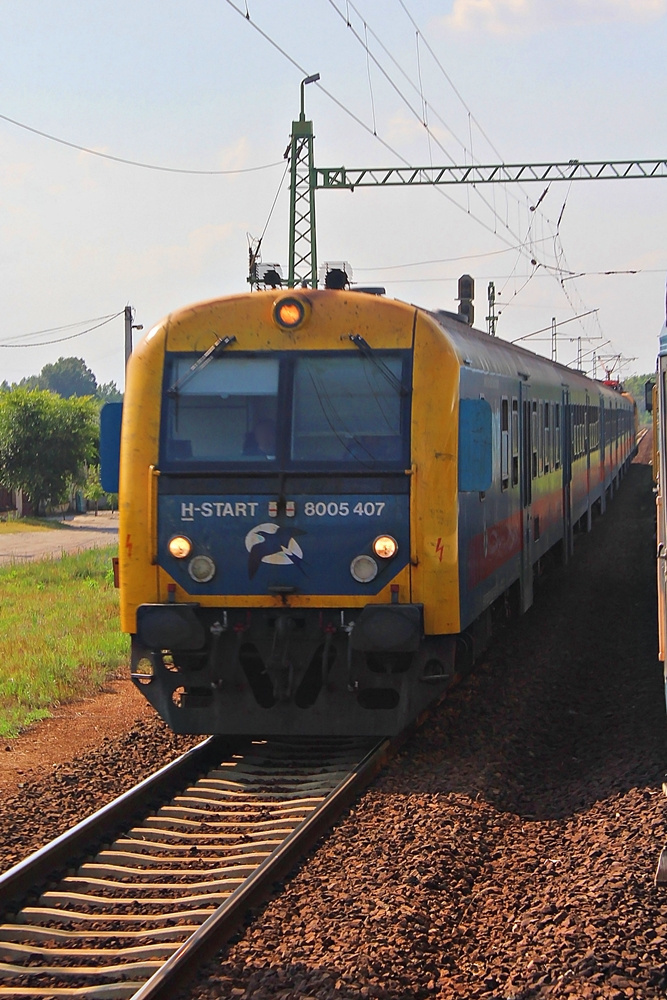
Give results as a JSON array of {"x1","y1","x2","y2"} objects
[
  {"x1": 100, "y1": 402, "x2": 123, "y2": 493},
  {"x1": 645, "y1": 379, "x2": 655, "y2": 414}
]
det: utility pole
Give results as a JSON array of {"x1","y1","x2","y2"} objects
[
  {"x1": 551, "y1": 317, "x2": 557, "y2": 361},
  {"x1": 486, "y1": 281, "x2": 497, "y2": 337},
  {"x1": 124, "y1": 306, "x2": 142, "y2": 368}
]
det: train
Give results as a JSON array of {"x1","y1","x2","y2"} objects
[
  {"x1": 653, "y1": 287, "x2": 667, "y2": 690},
  {"x1": 101, "y1": 278, "x2": 637, "y2": 736}
]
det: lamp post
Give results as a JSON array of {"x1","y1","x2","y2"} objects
[{"x1": 287, "y1": 73, "x2": 320, "y2": 289}]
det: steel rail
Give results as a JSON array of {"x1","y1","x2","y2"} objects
[
  {"x1": 0, "y1": 736, "x2": 227, "y2": 911},
  {"x1": 130, "y1": 736, "x2": 391, "y2": 1000},
  {"x1": 0, "y1": 736, "x2": 389, "y2": 999}
]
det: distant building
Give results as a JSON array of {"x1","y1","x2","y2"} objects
[{"x1": 0, "y1": 487, "x2": 33, "y2": 516}]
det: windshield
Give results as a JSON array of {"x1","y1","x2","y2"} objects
[
  {"x1": 161, "y1": 351, "x2": 409, "y2": 468},
  {"x1": 163, "y1": 357, "x2": 279, "y2": 463},
  {"x1": 291, "y1": 355, "x2": 404, "y2": 463}
]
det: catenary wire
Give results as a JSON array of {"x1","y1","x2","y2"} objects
[
  {"x1": 0, "y1": 312, "x2": 124, "y2": 348},
  {"x1": 0, "y1": 313, "x2": 121, "y2": 344},
  {"x1": 393, "y1": 0, "x2": 597, "y2": 332},
  {"x1": 325, "y1": 1, "x2": 528, "y2": 231},
  {"x1": 232, "y1": 0, "x2": 636, "y2": 367},
  {"x1": 223, "y1": 0, "x2": 552, "y2": 259},
  {"x1": 0, "y1": 112, "x2": 283, "y2": 175},
  {"x1": 353, "y1": 236, "x2": 557, "y2": 271}
]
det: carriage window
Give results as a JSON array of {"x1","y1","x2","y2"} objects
[
  {"x1": 291, "y1": 354, "x2": 405, "y2": 464},
  {"x1": 163, "y1": 357, "x2": 279, "y2": 463},
  {"x1": 501, "y1": 398, "x2": 509, "y2": 490},
  {"x1": 544, "y1": 402, "x2": 550, "y2": 474},
  {"x1": 511, "y1": 398, "x2": 519, "y2": 485}
]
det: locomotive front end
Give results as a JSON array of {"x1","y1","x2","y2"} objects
[{"x1": 119, "y1": 289, "x2": 459, "y2": 735}]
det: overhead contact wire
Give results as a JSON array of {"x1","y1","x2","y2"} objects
[
  {"x1": 0, "y1": 112, "x2": 283, "y2": 175},
  {"x1": 224, "y1": 0, "x2": 527, "y2": 253},
  {"x1": 396, "y1": 0, "x2": 566, "y2": 265},
  {"x1": 325, "y1": 0, "x2": 555, "y2": 266}
]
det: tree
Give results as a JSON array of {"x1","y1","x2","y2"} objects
[
  {"x1": 0, "y1": 389, "x2": 98, "y2": 510},
  {"x1": 3, "y1": 359, "x2": 122, "y2": 404},
  {"x1": 83, "y1": 464, "x2": 116, "y2": 514},
  {"x1": 96, "y1": 381, "x2": 123, "y2": 403},
  {"x1": 38, "y1": 357, "x2": 97, "y2": 398},
  {"x1": 622, "y1": 373, "x2": 653, "y2": 426}
]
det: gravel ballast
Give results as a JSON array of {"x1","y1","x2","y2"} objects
[
  {"x1": 0, "y1": 457, "x2": 664, "y2": 999},
  {"x1": 182, "y1": 459, "x2": 667, "y2": 999}
]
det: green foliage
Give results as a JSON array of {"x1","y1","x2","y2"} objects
[
  {"x1": 0, "y1": 546, "x2": 127, "y2": 738},
  {"x1": 623, "y1": 373, "x2": 654, "y2": 426},
  {"x1": 4, "y1": 358, "x2": 122, "y2": 404},
  {"x1": 96, "y1": 381, "x2": 123, "y2": 403},
  {"x1": 83, "y1": 464, "x2": 105, "y2": 503},
  {"x1": 38, "y1": 356, "x2": 97, "y2": 398},
  {"x1": 83, "y1": 464, "x2": 117, "y2": 511},
  {"x1": 0, "y1": 389, "x2": 98, "y2": 508}
]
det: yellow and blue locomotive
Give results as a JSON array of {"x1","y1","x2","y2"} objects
[{"x1": 102, "y1": 285, "x2": 636, "y2": 735}]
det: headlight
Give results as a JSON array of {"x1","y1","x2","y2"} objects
[
  {"x1": 188, "y1": 555, "x2": 216, "y2": 583},
  {"x1": 168, "y1": 535, "x2": 192, "y2": 559},
  {"x1": 350, "y1": 554, "x2": 378, "y2": 583},
  {"x1": 272, "y1": 295, "x2": 311, "y2": 330},
  {"x1": 373, "y1": 535, "x2": 398, "y2": 559}
]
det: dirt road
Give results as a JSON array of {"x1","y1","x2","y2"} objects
[{"x1": 0, "y1": 511, "x2": 118, "y2": 565}]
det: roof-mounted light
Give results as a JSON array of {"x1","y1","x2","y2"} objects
[{"x1": 272, "y1": 295, "x2": 311, "y2": 331}]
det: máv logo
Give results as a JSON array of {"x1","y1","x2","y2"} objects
[{"x1": 245, "y1": 523, "x2": 305, "y2": 580}]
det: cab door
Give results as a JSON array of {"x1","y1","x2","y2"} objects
[
  {"x1": 562, "y1": 387, "x2": 573, "y2": 561},
  {"x1": 585, "y1": 391, "x2": 592, "y2": 531}
]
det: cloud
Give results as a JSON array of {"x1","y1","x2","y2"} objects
[{"x1": 440, "y1": 0, "x2": 667, "y2": 36}]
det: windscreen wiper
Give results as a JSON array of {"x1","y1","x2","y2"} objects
[
  {"x1": 168, "y1": 335, "x2": 237, "y2": 395},
  {"x1": 348, "y1": 334, "x2": 407, "y2": 396}
]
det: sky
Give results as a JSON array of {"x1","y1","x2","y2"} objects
[{"x1": 1, "y1": 0, "x2": 666, "y2": 390}]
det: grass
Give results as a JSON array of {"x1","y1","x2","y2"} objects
[
  {"x1": 0, "y1": 515, "x2": 67, "y2": 534},
  {"x1": 0, "y1": 545, "x2": 128, "y2": 738}
]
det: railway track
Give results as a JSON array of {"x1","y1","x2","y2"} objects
[{"x1": 0, "y1": 735, "x2": 389, "y2": 999}]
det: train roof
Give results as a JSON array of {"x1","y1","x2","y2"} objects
[{"x1": 423, "y1": 304, "x2": 631, "y2": 404}]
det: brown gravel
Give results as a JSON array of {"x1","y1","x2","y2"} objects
[
  {"x1": 0, "y1": 711, "x2": 201, "y2": 872},
  {"x1": 0, "y1": 447, "x2": 663, "y2": 999},
  {"x1": 0, "y1": 678, "x2": 152, "y2": 795},
  {"x1": 178, "y1": 454, "x2": 667, "y2": 1000}
]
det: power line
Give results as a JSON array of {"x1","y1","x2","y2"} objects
[
  {"x1": 0, "y1": 313, "x2": 120, "y2": 344},
  {"x1": 0, "y1": 312, "x2": 124, "y2": 348},
  {"x1": 353, "y1": 237, "x2": 556, "y2": 271},
  {"x1": 510, "y1": 309, "x2": 599, "y2": 344},
  {"x1": 324, "y1": 0, "x2": 556, "y2": 264},
  {"x1": 224, "y1": 0, "x2": 558, "y2": 262},
  {"x1": 0, "y1": 112, "x2": 283, "y2": 175}
]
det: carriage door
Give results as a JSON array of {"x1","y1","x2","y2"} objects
[
  {"x1": 585, "y1": 391, "x2": 592, "y2": 531},
  {"x1": 562, "y1": 387, "x2": 573, "y2": 561},
  {"x1": 519, "y1": 383, "x2": 533, "y2": 612}
]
